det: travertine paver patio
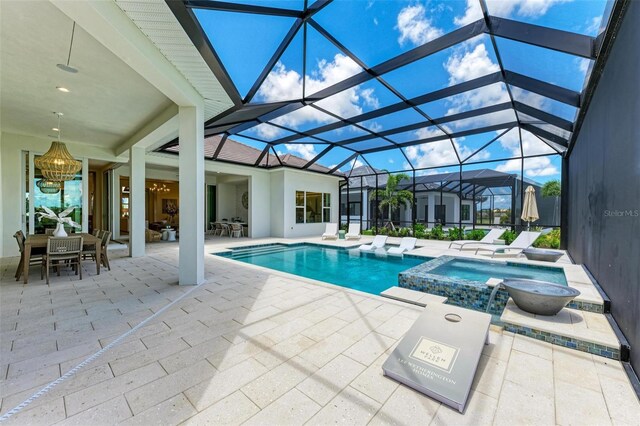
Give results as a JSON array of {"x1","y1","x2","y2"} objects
[{"x1": 0, "y1": 237, "x2": 638, "y2": 425}]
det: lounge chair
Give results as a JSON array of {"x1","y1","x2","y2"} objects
[
  {"x1": 387, "y1": 237, "x2": 417, "y2": 256},
  {"x1": 322, "y1": 223, "x2": 338, "y2": 240},
  {"x1": 345, "y1": 223, "x2": 361, "y2": 240},
  {"x1": 448, "y1": 228, "x2": 504, "y2": 250},
  {"x1": 474, "y1": 231, "x2": 541, "y2": 258},
  {"x1": 359, "y1": 235, "x2": 388, "y2": 251}
]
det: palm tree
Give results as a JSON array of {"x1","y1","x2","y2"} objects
[
  {"x1": 542, "y1": 179, "x2": 561, "y2": 225},
  {"x1": 369, "y1": 171, "x2": 413, "y2": 230}
]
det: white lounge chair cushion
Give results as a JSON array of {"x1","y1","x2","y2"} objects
[
  {"x1": 450, "y1": 229, "x2": 505, "y2": 249},
  {"x1": 476, "y1": 231, "x2": 541, "y2": 254},
  {"x1": 345, "y1": 223, "x2": 361, "y2": 239},
  {"x1": 359, "y1": 235, "x2": 388, "y2": 251},
  {"x1": 387, "y1": 237, "x2": 417, "y2": 256},
  {"x1": 322, "y1": 223, "x2": 339, "y2": 239}
]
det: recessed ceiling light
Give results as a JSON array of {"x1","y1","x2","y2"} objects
[{"x1": 56, "y1": 86, "x2": 70, "y2": 93}]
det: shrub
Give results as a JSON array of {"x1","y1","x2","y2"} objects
[
  {"x1": 466, "y1": 229, "x2": 489, "y2": 241},
  {"x1": 399, "y1": 227, "x2": 411, "y2": 237},
  {"x1": 533, "y1": 229, "x2": 561, "y2": 249},
  {"x1": 429, "y1": 224, "x2": 445, "y2": 240},
  {"x1": 363, "y1": 229, "x2": 374, "y2": 236},
  {"x1": 502, "y1": 230, "x2": 517, "y2": 245},
  {"x1": 447, "y1": 226, "x2": 465, "y2": 241}
]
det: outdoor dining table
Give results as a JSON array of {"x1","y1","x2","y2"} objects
[{"x1": 22, "y1": 233, "x2": 102, "y2": 284}]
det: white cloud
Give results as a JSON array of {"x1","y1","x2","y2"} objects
[
  {"x1": 454, "y1": 0, "x2": 483, "y2": 27},
  {"x1": 577, "y1": 57, "x2": 591, "y2": 74},
  {"x1": 256, "y1": 55, "x2": 378, "y2": 139},
  {"x1": 283, "y1": 143, "x2": 317, "y2": 160},
  {"x1": 494, "y1": 128, "x2": 558, "y2": 177},
  {"x1": 396, "y1": 4, "x2": 444, "y2": 47},
  {"x1": 585, "y1": 15, "x2": 602, "y2": 35},
  {"x1": 365, "y1": 121, "x2": 383, "y2": 133},
  {"x1": 455, "y1": 0, "x2": 571, "y2": 26},
  {"x1": 496, "y1": 156, "x2": 558, "y2": 177},
  {"x1": 360, "y1": 88, "x2": 380, "y2": 109},
  {"x1": 342, "y1": 158, "x2": 364, "y2": 172},
  {"x1": 498, "y1": 128, "x2": 555, "y2": 157},
  {"x1": 445, "y1": 43, "x2": 499, "y2": 86},
  {"x1": 443, "y1": 43, "x2": 514, "y2": 127}
]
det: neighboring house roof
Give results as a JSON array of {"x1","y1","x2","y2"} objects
[
  {"x1": 344, "y1": 167, "x2": 539, "y2": 199},
  {"x1": 165, "y1": 135, "x2": 334, "y2": 174}
]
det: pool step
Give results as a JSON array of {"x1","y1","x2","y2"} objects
[
  {"x1": 500, "y1": 299, "x2": 624, "y2": 360},
  {"x1": 381, "y1": 286, "x2": 448, "y2": 307},
  {"x1": 229, "y1": 245, "x2": 304, "y2": 259}
]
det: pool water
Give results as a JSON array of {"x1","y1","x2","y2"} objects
[
  {"x1": 428, "y1": 258, "x2": 567, "y2": 285},
  {"x1": 216, "y1": 244, "x2": 428, "y2": 295}
]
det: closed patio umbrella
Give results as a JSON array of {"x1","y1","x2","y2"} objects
[{"x1": 521, "y1": 186, "x2": 539, "y2": 230}]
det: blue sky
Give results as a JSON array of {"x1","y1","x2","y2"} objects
[{"x1": 195, "y1": 0, "x2": 607, "y2": 182}]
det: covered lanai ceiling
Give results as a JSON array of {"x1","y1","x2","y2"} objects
[{"x1": 159, "y1": 0, "x2": 621, "y2": 176}]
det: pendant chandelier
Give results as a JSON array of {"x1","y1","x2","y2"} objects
[
  {"x1": 36, "y1": 178, "x2": 62, "y2": 194},
  {"x1": 34, "y1": 113, "x2": 82, "y2": 182},
  {"x1": 148, "y1": 183, "x2": 170, "y2": 192}
]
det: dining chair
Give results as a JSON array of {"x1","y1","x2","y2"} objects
[
  {"x1": 41, "y1": 236, "x2": 83, "y2": 284},
  {"x1": 230, "y1": 223, "x2": 243, "y2": 238},
  {"x1": 13, "y1": 230, "x2": 44, "y2": 281},
  {"x1": 45, "y1": 229, "x2": 55, "y2": 236},
  {"x1": 99, "y1": 230, "x2": 112, "y2": 271},
  {"x1": 220, "y1": 223, "x2": 230, "y2": 237},
  {"x1": 83, "y1": 230, "x2": 112, "y2": 271}
]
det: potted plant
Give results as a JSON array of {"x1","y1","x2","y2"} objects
[{"x1": 36, "y1": 206, "x2": 81, "y2": 237}]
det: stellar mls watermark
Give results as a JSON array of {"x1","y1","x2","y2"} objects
[{"x1": 603, "y1": 209, "x2": 639, "y2": 217}]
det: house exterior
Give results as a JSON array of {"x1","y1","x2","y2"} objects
[{"x1": 340, "y1": 166, "x2": 559, "y2": 230}]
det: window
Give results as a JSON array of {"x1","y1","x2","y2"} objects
[
  {"x1": 295, "y1": 191, "x2": 331, "y2": 224},
  {"x1": 462, "y1": 204, "x2": 470, "y2": 221},
  {"x1": 348, "y1": 202, "x2": 361, "y2": 216},
  {"x1": 32, "y1": 154, "x2": 83, "y2": 234}
]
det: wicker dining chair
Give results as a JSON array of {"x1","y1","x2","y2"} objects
[
  {"x1": 13, "y1": 230, "x2": 44, "y2": 281},
  {"x1": 45, "y1": 228, "x2": 55, "y2": 236},
  {"x1": 41, "y1": 236, "x2": 83, "y2": 284},
  {"x1": 230, "y1": 223, "x2": 243, "y2": 238}
]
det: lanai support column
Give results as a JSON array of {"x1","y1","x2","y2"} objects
[
  {"x1": 178, "y1": 105, "x2": 205, "y2": 286},
  {"x1": 129, "y1": 146, "x2": 145, "y2": 258}
]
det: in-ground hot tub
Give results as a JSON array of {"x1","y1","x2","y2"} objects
[
  {"x1": 399, "y1": 256, "x2": 570, "y2": 316},
  {"x1": 501, "y1": 278, "x2": 581, "y2": 315}
]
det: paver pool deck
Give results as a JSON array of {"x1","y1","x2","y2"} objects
[{"x1": 1, "y1": 236, "x2": 638, "y2": 425}]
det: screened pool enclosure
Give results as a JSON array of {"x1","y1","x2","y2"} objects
[{"x1": 159, "y1": 0, "x2": 618, "y2": 235}]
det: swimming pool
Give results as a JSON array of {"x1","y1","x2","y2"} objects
[{"x1": 216, "y1": 244, "x2": 428, "y2": 295}]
